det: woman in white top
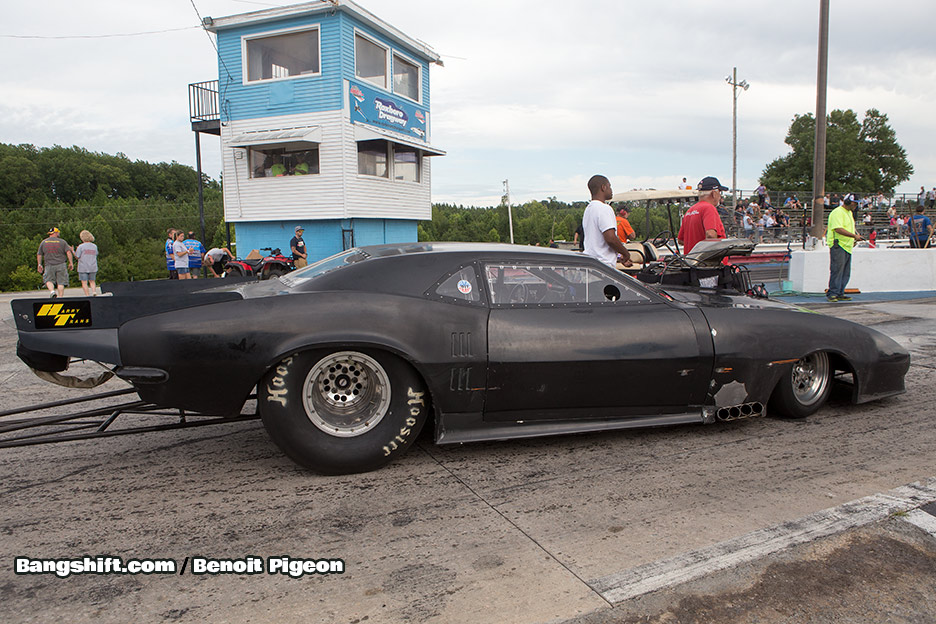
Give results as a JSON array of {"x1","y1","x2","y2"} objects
[
  {"x1": 75, "y1": 230, "x2": 99, "y2": 296},
  {"x1": 173, "y1": 230, "x2": 191, "y2": 279}
]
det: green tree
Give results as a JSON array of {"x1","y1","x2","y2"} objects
[
  {"x1": 860, "y1": 108, "x2": 914, "y2": 193},
  {"x1": 0, "y1": 142, "x2": 225, "y2": 292},
  {"x1": 761, "y1": 108, "x2": 913, "y2": 194}
]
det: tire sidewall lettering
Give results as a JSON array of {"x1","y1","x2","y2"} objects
[
  {"x1": 261, "y1": 352, "x2": 429, "y2": 473},
  {"x1": 265, "y1": 355, "x2": 294, "y2": 407},
  {"x1": 382, "y1": 386, "x2": 425, "y2": 458}
]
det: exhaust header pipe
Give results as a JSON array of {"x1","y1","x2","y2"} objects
[{"x1": 716, "y1": 402, "x2": 764, "y2": 422}]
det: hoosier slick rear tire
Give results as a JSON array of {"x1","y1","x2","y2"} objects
[{"x1": 258, "y1": 349, "x2": 430, "y2": 475}]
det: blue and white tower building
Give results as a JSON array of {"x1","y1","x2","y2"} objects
[{"x1": 195, "y1": 0, "x2": 444, "y2": 261}]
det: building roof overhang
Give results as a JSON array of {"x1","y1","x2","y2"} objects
[
  {"x1": 203, "y1": 0, "x2": 442, "y2": 65},
  {"x1": 353, "y1": 124, "x2": 446, "y2": 156},
  {"x1": 227, "y1": 126, "x2": 324, "y2": 147}
]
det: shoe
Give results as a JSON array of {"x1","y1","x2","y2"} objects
[
  {"x1": 826, "y1": 295, "x2": 839, "y2": 302},
  {"x1": 837, "y1": 295, "x2": 852, "y2": 301},
  {"x1": 50, "y1": 292, "x2": 57, "y2": 298}
]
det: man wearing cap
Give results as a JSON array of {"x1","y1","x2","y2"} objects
[
  {"x1": 677, "y1": 177, "x2": 728, "y2": 254},
  {"x1": 290, "y1": 226, "x2": 308, "y2": 268},
  {"x1": 37, "y1": 227, "x2": 74, "y2": 298},
  {"x1": 826, "y1": 194, "x2": 863, "y2": 302},
  {"x1": 582, "y1": 175, "x2": 632, "y2": 268}
]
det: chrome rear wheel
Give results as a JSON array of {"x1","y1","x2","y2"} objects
[{"x1": 302, "y1": 351, "x2": 391, "y2": 438}]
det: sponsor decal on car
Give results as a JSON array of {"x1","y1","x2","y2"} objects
[{"x1": 34, "y1": 301, "x2": 92, "y2": 328}]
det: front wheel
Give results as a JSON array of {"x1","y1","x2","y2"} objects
[
  {"x1": 258, "y1": 349, "x2": 430, "y2": 474},
  {"x1": 769, "y1": 351, "x2": 831, "y2": 418}
]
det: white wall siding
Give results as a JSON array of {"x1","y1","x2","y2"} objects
[
  {"x1": 221, "y1": 110, "x2": 433, "y2": 222},
  {"x1": 343, "y1": 161, "x2": 432, "y2": 220},
  {"x1": 221, "y1": 110, "x2": 348, "y2": 222}
]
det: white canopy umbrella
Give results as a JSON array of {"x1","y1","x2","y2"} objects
[
  {"x1": 610, "y1": 190, "x2": 699, "y2": 247},
  {"x1": 611, "y1": 189, "x2": 698, "y2": 202}
]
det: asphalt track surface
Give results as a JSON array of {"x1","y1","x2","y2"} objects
[{"x1": 1, "y1": 289, "x2": 935, "y2": 623}]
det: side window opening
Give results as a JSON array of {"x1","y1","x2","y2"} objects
[
  {"x1": 435, "y1": 266, "x2": 480, "y2": 303},
  {"x1": 483, "y1": 263, "x2": 649, "y2": 305}
]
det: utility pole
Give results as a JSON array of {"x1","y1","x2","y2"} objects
[
  {"x1": 811, "y1": 0, "x2": 830, "y2": 239},
  {"x1": 725, "y1": 68, "x2": 749, "y2": 211},
  {"x1": 502, "y1": 179, "x2": 515, "y2": 244}
]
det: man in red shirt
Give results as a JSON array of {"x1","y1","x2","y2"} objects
[{"x1": 678, "y1": 176, "x2": 728, "y2": 254}]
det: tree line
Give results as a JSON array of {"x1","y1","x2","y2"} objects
[
  {"x1": 0, "y1": 144, "x2": 225, "y2": 292},
  {"x1": 0, "y1": 109, "x2": 914, "y2": 291}
]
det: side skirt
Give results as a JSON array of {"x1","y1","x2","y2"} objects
[{"x1": 435, "y1": 410, "x2": 706, "y2": 445}]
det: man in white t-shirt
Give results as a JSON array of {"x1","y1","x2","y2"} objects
[{"x1": 582, "y1": 175, "x2": 631, "y2": 268}]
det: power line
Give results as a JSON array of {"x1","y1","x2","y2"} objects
[
  {"x1": 0, "y1": 215, "x2": 217, "y2": 229},
  {"x1": 0, "y1": 26, "x2": 201, "y2": 40},
  {"x1": 189, "y1": 0, "x2": 235, "y2": 84}
]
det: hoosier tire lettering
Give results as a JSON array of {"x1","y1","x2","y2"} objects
[
  {"x1": 265, "y1": 356, "x2": 294, "y2": 407},
  {"x1": 259, "y1": 350, "x2": 430, "y2": 474},
  {"x1": 383, "y1": 388, "x2": 424, "y2": 457}
]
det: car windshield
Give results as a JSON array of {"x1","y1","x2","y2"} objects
[{"x1": 280, "y1": 249, "x2": 369, "y2": 287}]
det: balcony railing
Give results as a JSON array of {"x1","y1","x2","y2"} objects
[{"x1": 188, "y1": 80, "x2": 220, "y2": 134}]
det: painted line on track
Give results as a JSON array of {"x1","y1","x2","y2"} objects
[
  {"x1": 904, "y1": 508, "x2": 936, "y2": 538},
  {"x1": 590, "y1": 477, "x2": 936, "y2": 604}
]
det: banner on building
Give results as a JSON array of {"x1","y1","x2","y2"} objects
[{"x1": 349, "y1": 82, "x2": 429, "y2": 142}]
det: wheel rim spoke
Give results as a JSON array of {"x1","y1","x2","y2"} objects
[
  {"x1": 303, "y1": 352, "x2": 391, "y2": 438},
  {"x1": 791, "y1": 352, "x2": 829, "y2": 406}
]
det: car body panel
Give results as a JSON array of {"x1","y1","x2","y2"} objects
[{"x1": 10, "y1": 242, "x2": 909, "y2": 454}]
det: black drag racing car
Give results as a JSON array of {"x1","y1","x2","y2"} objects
[{"x1": 11, "y1": 242, "x2": 909, "y2": 474}]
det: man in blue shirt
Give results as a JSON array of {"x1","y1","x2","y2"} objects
[
  {"x1": 183, "y1": 231, "x2": 207, "y2": 277},
  {"x1": 909, "y1": 206, "x2": 933, "y2": 248},
  {"x1": 165, "y1": 228, "x2": 177, "y2": 279}
]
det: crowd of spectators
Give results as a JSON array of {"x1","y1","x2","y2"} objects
[
  {"x1": 716, "y1": 188, "x2": 934, "y2": 246},
  {"x1": 728, "y1": 196, "x2": 796, "y2": 243}
]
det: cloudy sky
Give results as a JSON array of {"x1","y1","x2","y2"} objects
[{"x1": 3, "y1": 0, "x2": 935, "y2": 206}]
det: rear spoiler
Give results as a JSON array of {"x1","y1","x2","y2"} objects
[
  {"x1": 102, "y1": 276, "x2": 252, "y2": 297},
  {"x1": 11, "y1": 292, "x2": 242, "y2": 333}
]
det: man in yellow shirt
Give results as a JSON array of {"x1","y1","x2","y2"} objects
[{"x1": 826, "y1": 194, "x2": 863, "y2": 302}]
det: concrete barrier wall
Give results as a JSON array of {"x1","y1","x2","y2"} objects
[{"x1": 789, "y1": 246, "x2": 936, "y2": 293}]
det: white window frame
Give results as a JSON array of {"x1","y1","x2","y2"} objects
[
  {"x1": 356, "y1": 140, "x2": 423, "y2": 184},
  {"x1": 392, "y1": 144, "x2": 421, "y2": 183},
  {"x1": 392, "y1": 50, "x2": 422, "y2": 104},
  {"x1": 354, "y1": 29, "x2": 390, "y2": 90},
  {"x1": 247, "y1": 144, "x2": 320, "y2": 179},
  {"x1": 357, "y1": 140, "x2": 390, "y2": 179},
  {"x1": 241, "y1": 24, "x2": 322, "y2": 86}
]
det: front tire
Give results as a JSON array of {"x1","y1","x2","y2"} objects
[
  {"x1": 769, "y1": 351, "x2": 831, "y2": 419},
  {"x1": 259, "y1": 349, "x2": 430, "y2": 474}
]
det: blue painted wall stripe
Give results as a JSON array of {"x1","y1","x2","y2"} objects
[{"x1": 234, "y1": 219, "x2": 418, "y2": 263}]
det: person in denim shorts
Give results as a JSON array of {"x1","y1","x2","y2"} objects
[{"x1": 75, "y1": 229, "x2": 99, "y2": 296}]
